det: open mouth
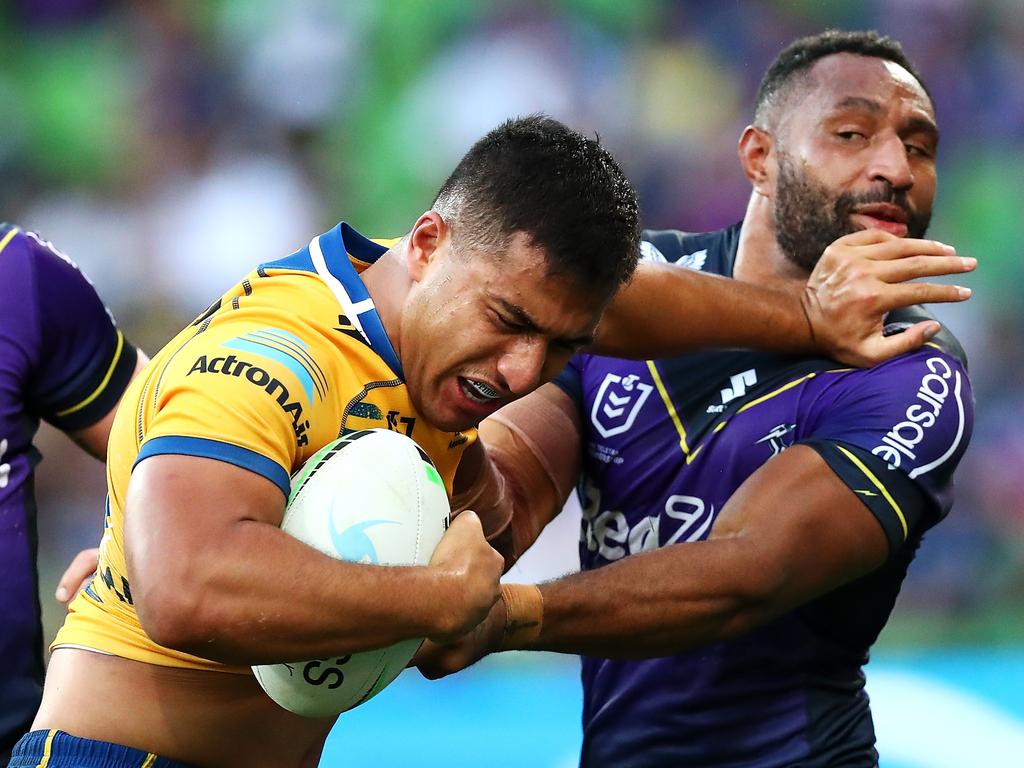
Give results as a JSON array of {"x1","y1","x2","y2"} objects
[
  {"x1": 459, "y1": 377, "x2": 504, "y2": 404},
  {"x1": 855, "y1": 203, "x2": 908, "y2": 225},
  {"x1": 851, "y1": 204, "x2": 909, "y2": 236}
]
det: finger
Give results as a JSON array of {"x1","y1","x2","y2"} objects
[
  {"x1": 830, "y1": 228, "x2": 898, "y2": 247},
  {"x1": 876, "y1": 282, "x2": 972, "y2": 312},
  {"x1": 874, "y1": 255, "x2": 977, "y2": 283},
  {"x1": 867, "y1": 320, "x2": 942, "y2": 361},
  {"x1": 449, "y1": 509, "x2": 483, "y2": 535},
  {"x1": 56, "y1": 548, "x2": 99, "y2": 603},
  {"x1": 856, "y1": 237, "x2": 957, "y2": 261}
]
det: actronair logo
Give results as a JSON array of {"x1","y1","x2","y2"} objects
[
  {"x1": 188, "y1": 354, "x2": 311, "y2": 446},
  {"x1": 871, "y1": 356, "x2": 966, "y2": 477}
]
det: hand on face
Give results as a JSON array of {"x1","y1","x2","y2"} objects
[{"x1": 800, "y1": 228, "x2": 975, "y2": 367}]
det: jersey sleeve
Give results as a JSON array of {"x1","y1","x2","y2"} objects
[
  {"x1": 4, "y1": 227, "x2": 139, "y2": 432},
  {"x1": 799, "y1": 347, "x2": 973, "y2": 555},
  {"x1": 552, "y1": 353, "x2": 584, "y2": 405},
  {"x1": 135, "y1": 325, "x2": 329, "y2": 498}
]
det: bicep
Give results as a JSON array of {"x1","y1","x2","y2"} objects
[
  {"x1": 468, "y1": 383, "x2": 582, "y2": 561},
  {"x1": 709, "y1": 444, "x2": 889, "y2": 618},
  {"x1": 124, "y1": 454, "x2": 286, "y2": 586}
]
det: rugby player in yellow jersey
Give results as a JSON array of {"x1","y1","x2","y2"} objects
[{"x1": 16, "y1": 116, "x2": 972, "y2": 768}]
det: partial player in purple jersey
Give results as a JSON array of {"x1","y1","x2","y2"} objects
[
  {"x1": 0, "y1": 224, "x2": 144, "y2": 761},
  {"x1": 418, "y1": 31, "x2": 976, "y2": 768}
]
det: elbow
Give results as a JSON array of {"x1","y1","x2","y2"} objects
[
  {"x1": 131, "y1": 562, "x2": 220, "y2": 654},
  {"x1": 716, "y1": 556, "x2": 792, "y2": 640},
  {"x1": 134, "y1": 579, "x2": 209, "y2": 652}
]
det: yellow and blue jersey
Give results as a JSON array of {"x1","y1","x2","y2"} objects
[{"x1": 53, "y1": 222, "x2": 475, "y2": 673}]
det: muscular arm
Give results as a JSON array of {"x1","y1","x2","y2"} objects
[
  {"x1": 418, "y1": 444, "x2": 888, "y2": 675},
  {"x1": 451, "y1": 384, "x2": 581, "y2": 570},
  {"x1": 126, "y1": 455, "x2": 501, "y2": 666},
  {"x1": 523, "y1": 445, "x2": 887, "y2": 657},
  {"x1": 593, "y1": 231, "x2": 974, "y2": 366}
]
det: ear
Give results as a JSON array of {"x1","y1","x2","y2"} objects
[
  {"x1": 406, "y1": 211, "x2": 450, "y2": 282},
  {"x1": 738, "y1": 125, "x2": 774, "y2": 197}
]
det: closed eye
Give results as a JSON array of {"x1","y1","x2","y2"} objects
[{"x1": 905, "y1": 143, "x2": 933, "y2": 159}]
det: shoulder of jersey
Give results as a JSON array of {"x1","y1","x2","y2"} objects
[
  {"x1": 884, "y1": 305, "x2": 969, "y2": 369},
  {"x1": 640, "y1": 227, "x2": 733, "y2": 273}
]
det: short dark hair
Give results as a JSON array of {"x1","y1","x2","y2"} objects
[
  {"x1": 754, "y1": 29, "x2": 930, "y2": 128},
  {"x1": 433, "y1": 115, "x2": 640, "y2": 297}
]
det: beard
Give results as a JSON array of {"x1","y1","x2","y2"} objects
[{"x1": 773, "y1": 152, "x2": 932, "y2": 272}]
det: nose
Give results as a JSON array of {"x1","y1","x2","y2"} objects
[
  {"x1": 868, "y1": 132, "x2": 914, "y2": 192},
  {"x1": 496, "y1": 337, "x2": 548, "y2": 396}
]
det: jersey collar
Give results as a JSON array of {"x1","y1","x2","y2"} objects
[{"x1": 309, "y1": 222, "x2": 403, "y2": 379}]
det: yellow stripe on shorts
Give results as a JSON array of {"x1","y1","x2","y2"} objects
[{"x1": 35, "y1": 729, "x2": 57, "y2": 768}]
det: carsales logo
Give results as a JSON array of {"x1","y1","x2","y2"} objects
[{"x1": 872, "y1": 357, "x2": 965, "y2": 476}]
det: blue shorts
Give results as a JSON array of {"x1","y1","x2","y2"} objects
[{"x1": 6, "y1": 731, "x2": 194, "y2": 768}]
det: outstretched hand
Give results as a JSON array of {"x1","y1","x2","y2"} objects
[{"x1": 802, "y1": 229, "x2": 975, "y2": 367}]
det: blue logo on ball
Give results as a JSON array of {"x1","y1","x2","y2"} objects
[{"x1": 329, "y1": 516, "x2": 399, "y2": 564}]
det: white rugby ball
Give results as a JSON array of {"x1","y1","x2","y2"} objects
[{"x1": 252, "y1": 428, "x2": 451, "y2": 717}]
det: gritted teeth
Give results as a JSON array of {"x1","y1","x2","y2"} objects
[{"x1": 464, "y1": 378, "x2": 502, "y2": 401}]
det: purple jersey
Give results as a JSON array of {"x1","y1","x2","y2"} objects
[
  {"x1": 0, "y1": 224, "x2": 138, "y2": 750},
  {"x1": 555, "y1": 223, "x2": 973, "y2": 768}
]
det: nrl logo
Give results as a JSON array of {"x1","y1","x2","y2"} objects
[{"x1": 591, "y1": 373, "x2": 653, "y2": 439}]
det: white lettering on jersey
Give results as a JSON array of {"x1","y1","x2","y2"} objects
[
  {"x1": 871, "y1": 356, "x2": 966, "y2": 476},
  {"x1": 580, "y1": 478, "x2": 715, "y2": 561},
  {"x1": 720, "y1": 368, "x2": 757, "y2": 404},
  {"x1": 0, "y1": 438, "x2": 10, "y2": 488}
]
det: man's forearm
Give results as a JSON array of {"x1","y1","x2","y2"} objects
[
  {"x1": 134, "y1": 520, "x2": 456, "y2": 666},
  {"x1": 593, "y1": 263, "x2": 812, "y2": 359},
  {"x1": 507, "y1": 539, "x2": 782, "y2": 659}
]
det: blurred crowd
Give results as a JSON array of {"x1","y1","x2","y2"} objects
[{"x1": 4, "y1": 0, "x2": 1021, "y2": 646}]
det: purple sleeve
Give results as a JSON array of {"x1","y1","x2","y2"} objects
[
  {"x1": 552, "y1": 354, "x2": 584, "y2": 405},
  {"x1": 5, "y1": 228, "x2": 138, "y2": 431},
  {"x1": 799, "y1": 347, "x2": 973, "y2": 551}
]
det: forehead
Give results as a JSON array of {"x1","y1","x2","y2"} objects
[
  {"x1": 794, "y1": 52, "x2": 934, "y2": 122},
  {"x1": 483, "y1": 232, "x2": 609, "y2": 331}
]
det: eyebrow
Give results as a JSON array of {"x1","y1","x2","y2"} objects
[
  {"x1": 830, "y1": 96, "x2": 939, "y2": 143},
  {"x1": 497, "y1": 297, "x2": 595, "y2": 347}
]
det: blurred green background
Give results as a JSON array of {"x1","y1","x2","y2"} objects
[{"x1": 5, "y1": 1, "x2": 1022, "y2": 765}]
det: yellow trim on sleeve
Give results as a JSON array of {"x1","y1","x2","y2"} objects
[
  {"x1": 835, "y1": 444, "x2": 908, "y2": 540},
  {"x1": 35, "y1": 729, "x2": 57, "y2": 768},
  {"x1": 0, "y1": 226, "x2": 19, "y2": 256},
  {"x1": 646, "y1": 360, "x2": 690, "y2": 454},
  {"x1": 736, "y1": 372, "x2": 818, "y2": 414},
  {"x1": 141, "y1": 753, "x2": 158, "y2": 768},
  {"x1": 56, "y1": 329, "x2": 125, "y2": 417}
]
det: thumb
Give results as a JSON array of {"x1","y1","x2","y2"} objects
[{"x1": 875, "y1": 320, "x2": 941, "y2": 361}]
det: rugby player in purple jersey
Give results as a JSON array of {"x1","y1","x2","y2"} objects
[
  {"x1": 420, "y1": 31, "x2": 974, "y2": 768},
  {"x1": 0, "y1": 225, "x2": 145, "y2": 763}
]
